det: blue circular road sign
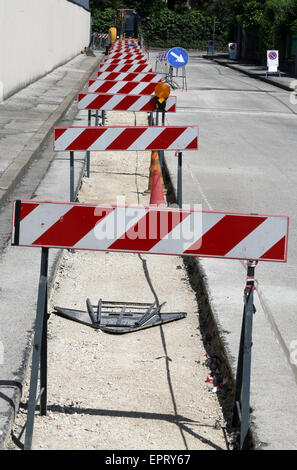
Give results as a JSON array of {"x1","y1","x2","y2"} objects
[
  {"x1": 167, "y1": 47, "x2": 189, "y2": 68},
  {"x1": 269, "y1": 51, "x2": 277, "y2": 60}
]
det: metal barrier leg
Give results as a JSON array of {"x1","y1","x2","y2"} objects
[
  {"x1": 159, "y1": 111, "x2": 165, "y2": 167},
  {"x1": 232, "y1": 261, "x2": 256, "y2": 450},
  {"x1": 40, "y1": 248, "x2": 49, "y2": 416},
  {"x1": 177, "y1": 152, "x2": 183, "y2": 208},
  {"x1": 70, "y1": 151, "x2": 74, "y2": 202},
  {"x1": 86, "y1": 110, "x2": 91, "y2": 178},
  {"x1": 232, "y1": 311, "x2": 245, "y2": 429},
  {"x1": 149, "y1": 112, "x2": 154, "y2": 126},
  {"x1": 102, "y1": 110, "x2": 106, "y2": 126},
  {"x1": 24, "y1": 248, "x2": 49, "y2": 450},
  {"x1": 95, "y1": 110, "x2": 99, "y2": 126}
]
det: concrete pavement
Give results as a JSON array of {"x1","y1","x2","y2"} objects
[
  {"x1": 0, "y1": 52, "x2": 103, "y2": 206},
  {"x1": 0, "y1": 51, "x2": 103, "y2": 448},
  {"x1": 161, "y1": 53, "x2": 297, "y2": 450},
  {"x1": 204, "y1": 54, "x2": 297, "y2": 93}
]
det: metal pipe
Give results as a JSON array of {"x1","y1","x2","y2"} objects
[
  {"x1": 40, "y1": 248, "x2": 49, "y2": 417},
  {"x1": 159, "y1": 111, "x2": 165, "y2": 167},
  {"x1": 86, "y1": 110, "x2": 91, "y2": 178},
  {"x1": 240, "y1": 261, "x2": 256, "y2": 450},
  {"x1": 70, "y1": 151, "x2": 74, "y2": 202},
  {"x1": 177, "y1": 151, "x2": 183, "y2": 208},
  {"x1": 24, "y1": 248, "x2": 49, "y2": 450},
  {"x1": 232, "y1": 261, "x2": 256, "y2": 449}
]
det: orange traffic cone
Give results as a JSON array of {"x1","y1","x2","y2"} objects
[
  {"x1": 147, "y1": 151, "x2": 164, "y2": 192},
  {"x1": 149, "y1": 170, "x2": 166, "y2": 206}
]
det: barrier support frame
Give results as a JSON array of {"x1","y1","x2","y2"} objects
[
  {"x1": 232, "y1": 260, "x2": 257, "y2": 450},
  {"x1": 86, "y1": 110, "x2": 91, "y2": 178},
  {"x1": 24, "y1": 247, "x2": 49, "y2": 450},
  {"x1": 155, "y1": 110, "x2": 166, "y2": 168},
  {"x1": 70, "y1": 151, "x2": 75, "y2": 202},
  {"x1": 177, "y1": 151, "x2": 183, "y2": 208}
]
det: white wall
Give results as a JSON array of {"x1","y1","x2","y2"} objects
[{"x1": 0, "y1": 0, "x2": 90, "y2": 100}]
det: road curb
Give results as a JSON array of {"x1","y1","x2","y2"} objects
[
  {"x1": 205, "y1": 56, "x2": 295, "y2": 93},
  {"x1": 0, "y1": 157, "x2": 87, "y2": 451},
  {"x1": 0, "y1": 53, "x2": 103, "y2": 208},
  {"x1": 162, "y1": 159, "x2": 256, "y2": 450}
]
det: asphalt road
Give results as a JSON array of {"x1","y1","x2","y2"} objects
[{"x1": 161, "y1": 53, "x2": 297, "y2": 450}]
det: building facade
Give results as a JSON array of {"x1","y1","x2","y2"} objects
[{"x1": 0, "y1": 0, "x2": 91, "y2": 101}]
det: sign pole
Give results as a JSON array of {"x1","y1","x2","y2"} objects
[{"x1": 212, "y1": 16, "x2": 216, "y2": 53}]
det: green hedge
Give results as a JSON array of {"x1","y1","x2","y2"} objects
[
  {"x1": 141, "y1": 10, "x2": 213, "y2": 48},
  {"x1": 91, "y1": 7, "x2": 115, "y2": 33},
  {"x1": 91, "y1": 7, "x2": 227, "y2": 51}
]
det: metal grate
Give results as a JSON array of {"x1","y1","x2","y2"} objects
[{"x1": 53, "y1": 298, "x2": 187, "y2": 334}]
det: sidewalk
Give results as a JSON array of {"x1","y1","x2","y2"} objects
[
  {"x1": 204, "y1": 55, "x2": 296, "y2": 92},
  {"x1": 0, "y1": 51, "x2": 103, "y2": 206},
  {"x1": 0, "y1": 51, "x2": 103, "y2": 449}
]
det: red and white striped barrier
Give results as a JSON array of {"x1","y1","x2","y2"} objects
[
  {"x1": 54, "y1": 126, "x2": 198, "y2": 151},
  {"x1": 113, "y1": 39, "x2": 138, "y2": 43},
  {"x1": 111, "y1": 40, "x2": 138, "y2": 45},
  {"x1": 97, "y1": 72, "x2": 162, "y2": 83},
  {"x1": 97, "y1": 33, "x2": 108, "y2": 39},
  {"x1": 103, "y1": 58, "x2": 148, "y2": 65},
  {"x1": 110, "y1": 47, "x2": 141, "y2": 53},
  {"x1": 99, "y1": 63, "x2": 153, "y2": 73},
  {"x1": 12, "y1": 201, "x2": 289, "y2": 263},
  {"x1": 88, "y1": 80, "x2": 158, "y2": 95},
  {"x1": 110, "y1": 47, "x2": 140, "y2": 52},
  {"x1": 110, "y1": 43, "x2": 139, "y2": 47},
  {"x1": 111, "y1": 42, "x2": 139, "y2": 47},
  {"x1": 77, "y1": 93, "x2": 176, "y2": 112},
  {"x1": 107, "y1": 53, "x2": 146, "y2": 60}
]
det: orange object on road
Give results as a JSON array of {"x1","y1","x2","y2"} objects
[
  {"x1": 147, "y1": 151, "x2": 164, "y2": 191},
  {"x1": 154, "y1": 82, "x2": 170, "y2": 100},
  {"x1": 149, "y1": 170, "x2": 166, "y2": 206}
]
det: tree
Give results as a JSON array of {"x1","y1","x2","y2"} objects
[
  {"x1": 89, "y1": 0, "x2": 123, "y2": 11},
  {"x1": 91, "y1": 7, "x2": 115, "y2": 32},
  {"x1": 167, "y1": 0, "x2": 189, "y2": 14}
]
